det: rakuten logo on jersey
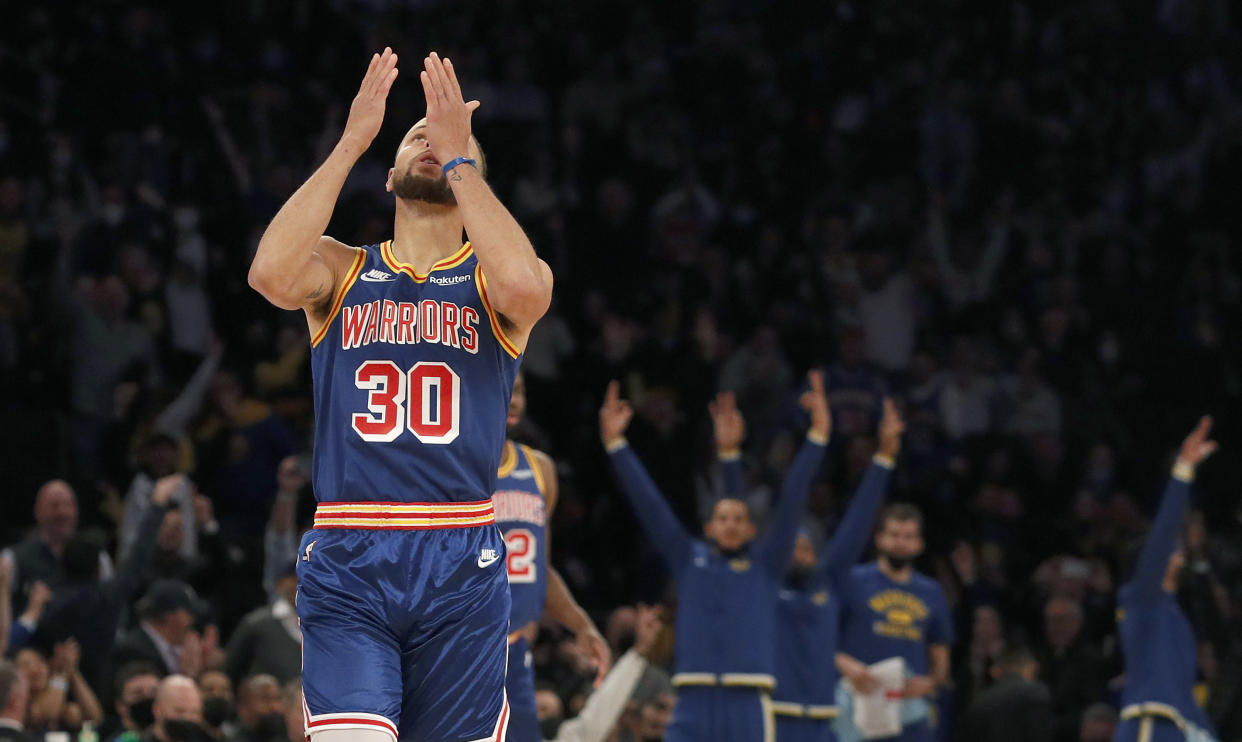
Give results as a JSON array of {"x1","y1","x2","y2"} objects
[
  {"x1": 429, "y1": 274, "x2": 472, "y2": 286},
  {"x1": 341, "y1": 298, "x2": 480, "y2": 353}
]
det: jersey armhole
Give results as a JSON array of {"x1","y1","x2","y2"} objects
[
  {"x1": 309, "y1": 247, "x2": 366, "y2": 348},
  {"x1": 473, "y1": 265, "x2": 521, "y2": 359}
]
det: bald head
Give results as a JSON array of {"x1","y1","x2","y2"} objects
[
  {"x1": 34, "y1": 480, "x2": 77, "y2": 547},
  {"x1": 154, "y1": 675, "x2": 203, "y2": 726}
]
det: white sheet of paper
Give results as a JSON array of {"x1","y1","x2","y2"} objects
[{"x1": 851, "y1": 656, "x2": 906, "y2": 739}]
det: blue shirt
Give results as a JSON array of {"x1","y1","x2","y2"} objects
[
  {"x1": 492, "y1": 441, "x2": 549, "y2": 627},
  {"x1": 720, "y1": 454, "x2": 895, "y2": 705},
  {"x1": 1117, "y1": 476, "x2": 1214, "y2": 733},
  {"x1": 310, "y1": 241, "x2": 522, "y2": 504},
  {"x1": 838, "y1": 563, "x2": 953, "y2": 675},
  {"x1": 608, "y1": 436, "x2": 825, "y2": 682}
]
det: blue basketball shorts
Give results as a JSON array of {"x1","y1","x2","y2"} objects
[
  {"x1": 666, "y1": 685, "x2": 774, "y2": 742},
  {"x1": 503, "y1": 636, "x2": 539, "y2": 742},
  {"x1": 297, "y1": 500, "x2": 511, "y2": 742}
]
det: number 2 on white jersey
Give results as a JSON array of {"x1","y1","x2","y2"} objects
[
  {"x1": 504, "y1": 528, "x2": 537, "y2": 583},
  {"x1": 351, "y1": 360, "x2": 461, "y2": 444}
]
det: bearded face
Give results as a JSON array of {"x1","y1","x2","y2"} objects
[{"x1": 392, "y1": 164, "x2": 456, "y2": 205}]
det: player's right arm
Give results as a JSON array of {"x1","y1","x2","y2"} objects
[
  {"x1": 248, "y1": 48, "x2": 399, "y2": 317},
  {"x1": 599, "y1": 381, "x2": 694, "y2": 569},
  {"x1": 1127, "y1": 416, "x2": 1217, "y2": 601}
]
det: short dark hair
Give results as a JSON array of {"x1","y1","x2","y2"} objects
[
  {"x1": 995, "y1": 645, "x2": 1036, "y2": 673},
  {"x1": 115, "y1": 661, "x2": 162, "y2": 699},
  {"x1": 879, "y1": 503, "x2": 923, "y2": 531},
  {"x1": 0, "y1": 660, "x2": 19, "y2": 711}
]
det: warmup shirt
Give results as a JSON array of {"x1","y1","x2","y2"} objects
[
  {"x1": 607, "y1": 433, "x2": 826, "y2": 742},
  {"x1": 722, "y1": 453, "x2": 895, "y2": 741},
  {"x1": 1114, "y1": 469, "x2": 1217, "y2": 742}
]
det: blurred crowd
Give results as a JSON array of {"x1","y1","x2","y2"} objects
[{"x1": 1, "y1": 0, "x2": 1241, "y2": 740}]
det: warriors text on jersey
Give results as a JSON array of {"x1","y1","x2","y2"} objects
[
  {"x1": 309, "y1": 240, "x2": 522, "y2": 506},
  {"x1": 493, "y1": 441, "x2": 549, "y2": 627}
]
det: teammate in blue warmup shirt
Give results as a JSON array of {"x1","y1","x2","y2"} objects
[
  {"x1": 248, "y1": 49, "x2": 553, "y2": 742},
  {"x1": 493, "y1": 372, "x2": 610, "y2": 742},
  {"x1": 715, "y1": 395, "x2": 905, "y2": 742},
  {"x1": 835, "y1": 504, "x2": 953, "y2": 742},
  {"x1": 599, "y1": 372, "x2": 831, "y2": 742},
  {"x1": 1115, "y1": 417, "x2": 1219, "y2": 742}
]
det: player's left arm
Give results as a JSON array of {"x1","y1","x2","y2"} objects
[
  {"x1": 758, "y1": 371, "x2": 829, "y2": 576},
  {"x1": 420, "y1": 53, "x2": 552, "y2": 350},
  {"x1": 904, "y1": 587, "x2": 954, "y2": 699},
  {"x1": 533, "y1": 449, "x2": 612, "y2": 683}
]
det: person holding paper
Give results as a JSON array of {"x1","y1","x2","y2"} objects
[
  {"x1": 835, "y1": 504, "x2": 953, "y2": 742},
  {"x1": 714, "y1": 393, "x2": 905, "y2": 742}
]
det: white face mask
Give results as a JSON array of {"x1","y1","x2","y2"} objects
[{"x1": 101, "y1": 203, "x2": 125, "y2": 226}]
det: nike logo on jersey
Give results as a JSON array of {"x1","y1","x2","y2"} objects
[
  {"x1": 509, "y1": 469, "x2": 536, "y2": 480},
  {"x1": 359, "y1": 269, "x2": 397, "y2": 282},
  {"x1": 477, "y1": 548, "x2": 501, "y2": 568}
]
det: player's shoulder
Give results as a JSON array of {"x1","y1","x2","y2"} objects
[
  {"x1": 911, "y1": 570, "x2": 947, "y2": 597},
  {"x1": 850, "y1": 562, "x2": 880, "y2": 579}
]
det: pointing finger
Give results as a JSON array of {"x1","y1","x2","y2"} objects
[
  {"x1": 807, "y1": 369, "x2": 825, "y2": 394},
  {"x1": 428, "y1": 52, "x2": 451, "y2": 96},
  {"x1": 605, "y1": 380, "x2": 620, "y2": 404}
]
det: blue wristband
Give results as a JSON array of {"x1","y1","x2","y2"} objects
[{"x1": 442, "y1": 157, "x2": 477, "y2": 176}]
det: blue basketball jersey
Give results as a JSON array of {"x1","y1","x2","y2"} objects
[
  {"x1": 492, "y1": 441, "x2": 548, "y2": 627},
  {"x1": 309, "y1": 240, "x2": 522, "y2": 504}
]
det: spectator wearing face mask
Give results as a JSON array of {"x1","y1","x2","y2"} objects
[
  {"x1": 144, "y1": 675, "x2": 207, "y2": 742},
  {"x1": 194, "y1": 671, "x2": 234, "y2": 742},
  {"x1": 232, "y1": 675, "x2": 285, "y2": 742},
  {"x1": 108, "y1": 663, "x2": 160, "y2": 742}
]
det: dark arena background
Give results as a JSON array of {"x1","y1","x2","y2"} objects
[{"x1": 1, "y1": 1, "x2": 1241, "y2": 741}]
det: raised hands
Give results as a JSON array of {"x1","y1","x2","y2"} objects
[
  {"x1": 419, "y1": 52, "x2": 481, "y2": 168},
  {"x1": 800, "y1": 370, "x2": 832, "y2": 440},
  {"x1": 150, "y1": 474, "x2": 187, "y2": 508},
  {"x1": 1177, "y1": 416, "x2": 1218, "y2": 470},
  {"x1": 709, "y1": 391, "x2": 746, "y2": 454},
  {"x1": 599, "y1": 381, "x2": 634, "y2": 445},
  {"x1": 343, "y1": 47, "x2": 400, "y2": 150},
  {"x1": 877, "y1": 398, "x2": 905, "y2": 459}
]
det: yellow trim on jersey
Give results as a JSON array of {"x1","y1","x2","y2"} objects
[
  {"x1": 520, "y1": 444, "x2": 547, "y2": 495},
  {"x1": 761, "y1": 692, "x2": 775, "y2": 742},
  {"x1": 671, "y1": 673, "x2": 776, "y2": 690},
  {"x1": 671, "y1": 673, "x2": 718, "y2": 687},
  {"x1": 313, "y1": 515, "x2": 496, "y2": 528},
  {"x1": 497, "y1": 441, "x2": 518, "y2": 478},
  {"x1": 310, "y1": 248, "x2": 366, "y2": 348},
  {"x1": 380, "y1": 240, "x2": 474, "y2": 282},
  {"x1": 721, "y1": 673, "x2": 777, "y2": 690},
  {"x1": 1120, "y1": 703, "x2": 1191, "y2": 733},
  {"x1": 770, "y1": 702, "x2": 839, "y2": 719},
  {"x1": 474, "y1": 265, "x2": 521, "y2": 359},
  {"x1": 315, "y1": 501, "x2": 495, "y2": 514}
]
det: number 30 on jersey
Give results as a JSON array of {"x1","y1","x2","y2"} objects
[{"x1": 351, "y1": 360, "x2": 460, "y2": 444}]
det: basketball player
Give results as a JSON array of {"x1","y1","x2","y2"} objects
[
  {"x1": 599, "y1": 372, "x2": 830, "y2": 742},
  {"x1": 247, "y1": 48, "x2": 552, "y2": 742},
  {"x1": 834, "y1": 503, "x2": 953, "y2": 742},
  {"x1": 715, "y1": 394, "x2": 904, "y2": 742},
  {"x1": 1114, "y1": 417, "x2": 1218, "y2": 742},
  {"x1": 493, "y1": 372, "x2": 610, "y2": 742}
]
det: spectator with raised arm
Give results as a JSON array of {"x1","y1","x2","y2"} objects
[
  {"x1": 712, "y1": 392, "x2": 903, "y2": 742},
  {"x1": 1114, "y1": 417, "x2": 1220, "y2": 742},
  {"x1": 600, "y1": 371, "x2": 829, "y2": 741}
]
